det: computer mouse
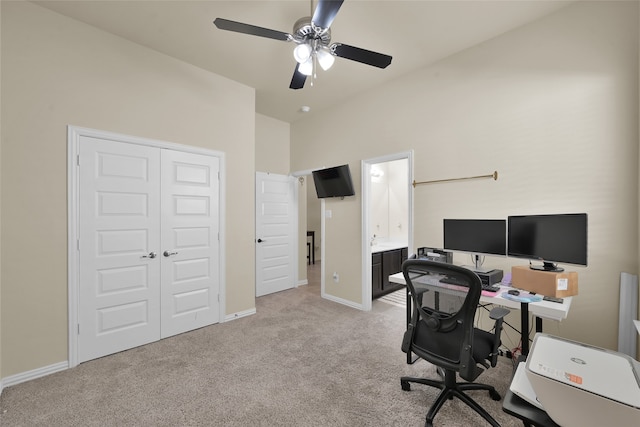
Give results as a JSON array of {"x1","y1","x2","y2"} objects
[{"x1": 508, "y1": 289, "x2": 520, "y2": 296}]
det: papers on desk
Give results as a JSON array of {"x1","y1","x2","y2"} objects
[{"x1": 500, "y1": 291, "x2": 543, "y2": 303}]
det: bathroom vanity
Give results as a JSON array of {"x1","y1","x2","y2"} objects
[{"x1": 371, "y1": 244, "x2": 408, "y2": 298}]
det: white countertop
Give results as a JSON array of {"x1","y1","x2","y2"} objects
[{"x1": 371, "y1": 242, "x2": 407, "y2": 254}]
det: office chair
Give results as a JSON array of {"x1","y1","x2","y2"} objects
[{"x1": 400, "y1": 259, "x2": 510, "y2": 427}]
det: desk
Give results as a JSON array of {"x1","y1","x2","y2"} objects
[{"x1": 389, "y1": 272, "x2": 572, "y2": 357}]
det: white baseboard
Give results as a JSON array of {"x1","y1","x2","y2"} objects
[
  {"x1": 321, "y1": 292, "x2": 365, "y2": 311},
  {"x1": 224, "y1": 307, "x2": 256, "y2": 322},
  {"x1": 1, "y1": 360, "x2": 69, "y2": 395},
  {"x1": 297, "y1": 279, "x2": 309, "y2": 286}
]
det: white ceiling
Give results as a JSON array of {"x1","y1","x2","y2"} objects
[{"x1": 33, "y1": 0, "x2": 572, "y2": 123}]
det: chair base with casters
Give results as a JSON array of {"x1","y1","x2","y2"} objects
[{"x1": 401, "y1": 368, "x2": 501, "y2": 427}]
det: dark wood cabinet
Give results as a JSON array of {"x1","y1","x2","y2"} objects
[
  {"x1": 372, "y1": 253, "x2": 382, "y2": 298},
  {"x1": 382, "y1": 250, "x2": 401, "y2": 290},
  {"x1": 373, "y1": 247, "x2": 407, "y2": 298}
]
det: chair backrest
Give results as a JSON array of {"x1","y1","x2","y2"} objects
[{"x1": 402, "y1": 259, "x2": 482, "y2": 381}]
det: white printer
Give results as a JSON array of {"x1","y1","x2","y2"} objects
[{"x1": 526, "y1": 333, "x2": 640, "y2": 427}]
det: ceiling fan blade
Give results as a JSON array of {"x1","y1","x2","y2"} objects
[
  {"x1": 289, "y1": 64, "x2": 307, "y2": 90},
  {"x1": 213, "y1": 18, "x2": 291, "y2": 41},
  {"x1": 332, "y1": 43, "x2": 392, "y2": 69},
  {"x1": 312, "y1": 0, "x2": 345, "y2": 29}
]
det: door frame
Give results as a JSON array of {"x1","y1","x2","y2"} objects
[
  {"x1": 67, "y1": 125, "x2": 226, "y2": 368},
  {"x1": 361, "y1": 151, "x2": 414, "y2": 311}
]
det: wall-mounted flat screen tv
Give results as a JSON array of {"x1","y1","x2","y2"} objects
[{"x1": 312, "y1": 164, "x2": 355, "y2": 199}]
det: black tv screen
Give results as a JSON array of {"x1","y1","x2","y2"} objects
[
  {"x1": 312, "y1": 165, "x2": 355, "y2": 198},
  {"x1": 508, "y1": 213, "x2": 587, "y2": 272},
  {"x1": 443, "y1": 219, "x2": 507, "y2": 256}
]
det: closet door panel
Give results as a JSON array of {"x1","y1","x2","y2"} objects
[
  {"x1": 78, "y1": 137, "x2": 161, "y2": 363},
  {"x1": 160, "y1": 150, "x2": 220, "y2": 338}
]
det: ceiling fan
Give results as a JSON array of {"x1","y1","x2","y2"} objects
[{"x1": 213, "y1": 0, "x2": 392, "y2": 89}]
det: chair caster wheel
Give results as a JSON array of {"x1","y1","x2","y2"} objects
[
  {"x1": 489, "y1": 389, "x2": 501, "y2": 401},
  {"x1": 401, "y1": 380, "x2": 411, "y2": 391}
]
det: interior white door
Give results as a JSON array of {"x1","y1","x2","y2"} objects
[
  {"x1": 77, "y1": 134, "x2": 221, "y2": 363},
  {"x1": 160, "y1": 150, "x2": 220, "y2": 338},
  {"x1": 78, "y1": 136, "x2": 161, "y2": 363},
  {"x1": 255, "y1": 172, "x2": 296, "y2": 297}
]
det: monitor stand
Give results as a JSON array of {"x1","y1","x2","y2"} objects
[
  {"x1": 530, "y1": 261, "x2": 564, "y2": 273},
  {"x1": 464, "y1": 254, "x2": 493, "y2": 274}
]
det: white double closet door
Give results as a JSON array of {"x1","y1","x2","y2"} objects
[{"x1": 78, "y1": 136, "x2": 219, "y2": 363}]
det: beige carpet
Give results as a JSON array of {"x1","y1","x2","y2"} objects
[{"x1": 0, "y1": 275, "x2": 523, "y2": 426}]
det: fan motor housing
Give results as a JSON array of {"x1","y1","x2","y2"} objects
[{"x1": 293, "y1": 16, "x2": 331, "y2": 44}]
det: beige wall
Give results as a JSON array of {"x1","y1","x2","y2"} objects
[
  {"x1": 1, "y1": 2, "x2": 256, "y2": 378},
  {"x1": 292, "y1": 1, "x2": 639, "y2": 351},
  {"x1": 256, "y1": 113, "x2": 290, "y2": 175}
]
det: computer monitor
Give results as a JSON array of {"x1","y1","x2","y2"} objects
[
  {"x1": 507, "y1": 213, "x2": 588, "y2": 272},
  {"x1": 443, "y1": 219, "x2": 506, "y2": 271}
]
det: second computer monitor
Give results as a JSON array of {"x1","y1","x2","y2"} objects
[{"x1": 443, "y1": 219, "x2": 507, "y2": 259}]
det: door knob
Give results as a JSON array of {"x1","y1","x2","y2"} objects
[
  {"x1": 257, "y1": 238, "x2": 264, "y2": 243},
  {"x1": 163, "y1": 250, "x2": 178, "y2": 257},
  {"x1": 141, "y1": 252, "x2": 157, "y2": 259}
]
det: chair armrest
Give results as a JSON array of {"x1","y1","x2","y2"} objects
[{"x1": 489, "y1": 306, "x2": 510, "y2": 320}]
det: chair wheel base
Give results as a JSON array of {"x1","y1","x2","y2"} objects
[
  {"x1": 489, "y1": 389, "x2": 501, "y2": 401},
  {"x1": 401, "y1": 380, "x2": 411, "y2": 391}
]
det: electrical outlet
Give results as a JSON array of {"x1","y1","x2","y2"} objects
[{"x1": 333, "y1": 272, "x2": 339, "y2": 283}]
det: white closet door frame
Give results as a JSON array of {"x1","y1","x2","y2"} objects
[{"x1": 67, "y1": 126, "x2": 226, "y2": 368}]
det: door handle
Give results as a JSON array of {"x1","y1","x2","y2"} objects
[
  {"x1": 163, "y1": 250, "x2": 179, "y2": 257},
  {"x1": 257, "y1": 238, "x2": 264, "y2": 243},
  {"x1": 141, "y1": 252, "x2": 157, "y2": 259}
]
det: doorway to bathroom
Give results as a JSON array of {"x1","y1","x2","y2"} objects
[{"x1": 361, "y1": 151, "x2": 413, "y2": 311}]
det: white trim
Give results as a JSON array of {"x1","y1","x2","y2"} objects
[
  {"x1": 292, "y1": 175, "x2": 300, "y2": 288},
  {"x1": 361, "y1": 151, "x2": 414, "y2": 311},
  {"x1": 290, "y1": 168, "x2": 316, "y2": 177},
  {"x1": 67, "y1": 125, "x2": 226, "y2": 368},
  {"x1": 361, "y1": 161, "x2": 373, "y2": 311},
  {"x1": 1, "y1": 361, "x2": 69, "y2": 391},
  {"x1": 322, "y1": 292, "x2": 365, "y2": 311},
  {"x1": 224, "y1": 308, "x2": 257, "y2": 322},
  {"x1": 297, "y1": 279, "x2": 309, "y2": 286},
  {"x1": 319, "y1": 198, "x2": 326, "y2": 299}
]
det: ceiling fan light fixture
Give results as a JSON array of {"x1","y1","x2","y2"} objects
[
  {"x1": 299, "y1": 57, "x2": 313, "y2": 76},
  {"x1": 316, "y1": 46, "x2": 335, "y2": 71},
  {"x1": 293, "y1": 43, "x2": 312, "y2": 63}
]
